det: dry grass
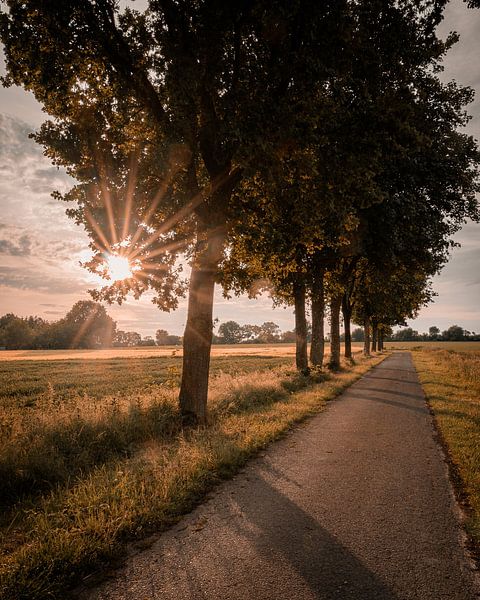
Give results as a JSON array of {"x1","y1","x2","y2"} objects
[
  {"x1": 0, "y1": 352, "x2": 385, "y2": 600},
  {"x1": 386, "y1": 341, "x2": 480, "y2": 352},
  {"x1": 0, "y1": 343, "x2": 365, "y2": 361},
  {"x1": 412, "y1": 349, "x2": 480, "y2": 552}
]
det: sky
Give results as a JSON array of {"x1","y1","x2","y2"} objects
[{"x1": 0, "y1": 0, "x2": 479, "y2": 338}]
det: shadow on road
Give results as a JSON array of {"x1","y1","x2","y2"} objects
[{"x1": 223, "y1": 472, "x2": 401, "y2": 600}]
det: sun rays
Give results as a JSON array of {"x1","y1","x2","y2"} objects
[
  {"x1": 105, "y1": 254, "x2": 138, "y2": 281},
  {"x1": 83, "y1": 144, "x2": 237, "y2": 297}
]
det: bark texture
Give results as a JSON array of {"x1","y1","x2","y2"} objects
[
  {"x1": 294, "y1": 279, "x2": 309, "y2": 374},
  {"x1": 310, "y1": 269, "x2": 325, "y2": 367},
  {"x1": 364, "y1": 318, "x2": 371, "y2": 356},
  {"x1": 179, "y1": 228, "x2": 225, "y2": 424},
  {"x1": 342, "y1": 294, "x2": 352, "y2": 360},
  {"x1": 378, "y1": 331, "x2": 384, "y2": 351},
  {"x1": 372, "y1": 324, "x2": 378, "y2": 352},
  {"x1": 328, "y1": 296, "x2": 342, "y2": 370}
]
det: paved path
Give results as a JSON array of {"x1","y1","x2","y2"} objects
[{"x1": 84, "y1": 353, "x2": 479, "y2": 600}]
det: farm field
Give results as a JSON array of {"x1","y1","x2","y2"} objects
[
  {"x1": 385, "y1": 341, "x2": 480, "y2": 352},
  {"x1": 0, "y1": 342, "x2": 365, "y2": 361},
  {"x1": 0, "y1": 349, "x2": 384, "y2": 599}
]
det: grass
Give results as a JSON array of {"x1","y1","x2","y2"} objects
[
  {"x1": 385, "y1": 341, "x2": 480, "y2": 352},
  {"x1": 0, "y1": 342, "x2": 365, "y2": 361},
  {"x1": 412, "y1": 348, "x2": 480, "y2": 557},
  {"x1": 0, "y1": 350, "x2": 384, "y2": 600}
]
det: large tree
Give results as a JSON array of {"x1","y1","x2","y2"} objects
[{"x1": 1, "y1": 0, "x2": 349, "y2": 422}]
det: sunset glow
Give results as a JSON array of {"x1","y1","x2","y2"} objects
[{"x1": 105, "y1": 254, "x2": 136, "y2": 281}]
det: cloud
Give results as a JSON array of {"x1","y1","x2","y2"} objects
[
  {"x1": 0, "y1": 233, "x2": 32, "y2": 256},
  {"x1": 0, "y1": 266, "x2": 87, "y2": 294}
]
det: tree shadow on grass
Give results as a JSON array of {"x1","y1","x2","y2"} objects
[{"x1": 0, "y1": 399, "x2": 182, "y2": 507}]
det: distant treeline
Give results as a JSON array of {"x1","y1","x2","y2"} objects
[
  {"x1": 0, "y1": 301, "x2": 182, "y2": 350},
  {"x1": 1, "y1": 306, "x2": 477, "y2": 350},
  {"x1": 386, "y1": 325, "x2": 479, "y2": 342},
  {"x1": 211, "y1": 321, "x2": 479, "y2": 344}
]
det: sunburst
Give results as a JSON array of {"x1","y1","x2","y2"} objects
[{"x1": 105, "y1": 254, "x2": 137, "y2": 281}]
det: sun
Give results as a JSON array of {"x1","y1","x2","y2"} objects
[{"x1": 105, "y1": 254, "x2": 135, "y2": 281}]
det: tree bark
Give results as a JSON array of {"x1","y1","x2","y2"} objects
[
  {"x1": 372, "y1": 323, "x2": 378, "y2": 352},
  {"x1": 364, "y1": 317, "x2": 371, "y2": 356},
  {"x1": 179, "y1": 227, "x2": 225, "y2": 424},
  {"x1": 310, "y1": 268, "x2": 325, "y2": 367},
  {"x1": 342, "y1": 294, "x2": 352, "y2": 360},
  {"x1": 328, "y1": 295, "x2": 342, "y2": 370},
  {"x1": 378, "y1": 330, "x2": 384, "y2": 351},
  {"x1": 294, "y1": 279, "x2": 309, "y2": 374}
]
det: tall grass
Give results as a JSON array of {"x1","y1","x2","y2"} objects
[
  {"x1": 413, "y1": 349, "x2": 480, "y2": 557},
  {"x1": 0, "y1": 353, "x2": 385, "y2": 600}
]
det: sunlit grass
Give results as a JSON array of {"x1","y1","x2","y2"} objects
[
  {"x1": 412, "y1": 349, "x2": 480, "y2": 552},
  {"x1": 0, "y1": 343, "x2": 366, "y2": 361},
  {"x1": 0, "y1": 352, "x2": 385, "y2": 600}
]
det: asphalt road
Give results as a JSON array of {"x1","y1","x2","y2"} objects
[{"x1": 84, "y1": 352, "x2": 479, "y2": 600}]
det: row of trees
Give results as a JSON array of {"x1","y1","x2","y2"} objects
[
  {"x1": 389, "y1": 325, "x2": 480, "y2": 342},
  {"x1": 215, "y1": 320, "x2": 287, "y2": 344},
  {"x1": 0, "y1": 303, "x2": 185, "y2": 350},
  {"x1": 2, "y1": 1, "x2": 479, "y2": 422},
  {"x1": 214, "y1": 321, "x2": 480, "y2": 344},
  {"x1": 0, "y1": 302, "x2": 115, "y2": 349}
]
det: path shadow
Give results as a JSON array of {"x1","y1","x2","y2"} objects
[
  {"x1": 365, "y1": 376, "x2": 418, "y2": 385},
  {"x1": 347, "y1": 390, "x2": 426, "y2": 414},
  {"x1": 219, "y1": 473, "x2": 401, "y2": 599},
  {"x1": 355, "y1": 386, "x2": 423, "y2": 402}
]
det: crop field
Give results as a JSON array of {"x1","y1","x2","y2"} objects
[
  {"x1": 385, "y1": 341, "x2": 480, "y2": 352},
  {"x1": 0, "y1": 342, "x2": 366, "y2": 361},
  {"x1": 0, "y1": 347, "x2": 381, "y2": 599}
]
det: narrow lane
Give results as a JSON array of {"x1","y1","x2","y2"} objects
[{"x1": 85, "y1": 353, "x2": 479, "y2": 600}]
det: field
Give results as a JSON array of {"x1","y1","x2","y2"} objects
[
  {"x1": 385, "y1": 341, "x2": 480, "y2": 352},
  {"x1": 0, "y1": 342, "x2": 365, "y2": 361},
  {"x1": 412, "y1": 348, "x2": 480, "y2": 559},
  {"x1": 1, "y1": 341, "x2": 478, "y2": 362},
  {"x1": 0, "y1": 346, "x2": 382, "y2": 600}
]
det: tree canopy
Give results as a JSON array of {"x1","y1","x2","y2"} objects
[{"x1": 1, "y1": 0, "x2": 479, "y2": 421}]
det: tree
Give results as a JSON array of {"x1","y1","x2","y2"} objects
[
  {"x1": 0, "y1": 315, "x2": 34, "y2": 349},
  {"x1": 257, "y1": 322, "x2": 281, "y2": 344},
  {"x1": 217, "y1": 321, "x2": 244, "y2": 345},
  {"x1": 62, "y1": 300, "x2": 116, "y2": 348},
  {"x1": 241, "y1": 324, "x2": 262, "y2": 343},
  {"x1": 442, "y1": 325, "x2": 465, "y2": 341},
  {"x1": 281, "y1": 330, "x2": 296, "y2": 343},
  {"x1": 393, "y1": 328, "x2": 420, "y2": 342},
  {"x1": 155, "y1": 329, "x2": 181, "y2": 345},
  {"x1": 155, "y1": 330, "x2": 170, "y2": 346},
  {"x1": 1, "y1": 0, "x2": 353, "y2": 423},
  {"x1": 351, "y1": 328, "x2": 365, "y2": 342},
  {"x1": 429, "y1": 326, "x2": 441, "y2": 341}
]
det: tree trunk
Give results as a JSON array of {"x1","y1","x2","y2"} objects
[
  {"x1": 294, "y1": 279, "x2": 309, "y2": 374},
  {"x1": 342, "y1": 294, "x2": 352, "y2": 360},
  {"x1": 364, "y1": 318, "x2": 371, "y2": 356},
  {"x1": 179, "y1": 227, "x2": 225, "y2": 424},
  {"x1": 372, "y1": 323, "x2": 378, "y2": 352},
  {"x1": 378, "y1": 330, "x2": 384, "y2": 351},
  {"x1": 328, "y1": 295, "x2": 342, "y2": 370},
  {"x1": 310, "y1": 268, "x2": 325, "y2": 367}
]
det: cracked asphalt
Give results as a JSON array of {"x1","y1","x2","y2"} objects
[{"x1": 82, "y1": 352, "x2": 479, "y2": 600}]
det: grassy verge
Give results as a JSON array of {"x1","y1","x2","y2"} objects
[
  {"x1": 0, "y1": 353, "x2": 385, "y2": 600},
  {"x1": 412, "y1": 349, "x2": 480, "y2": 557}
]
